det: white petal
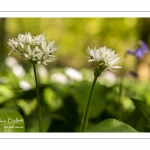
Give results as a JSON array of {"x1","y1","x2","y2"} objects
[
  {"x1": 27, "y1": 45, "x2": 32, "y2": 56},
  {"x1": 24, "y1": 53, "x2": 29, "y2": 58}
]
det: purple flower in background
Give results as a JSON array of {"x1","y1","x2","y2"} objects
[{"x1": 127, "y1": 40, "x2": 149, "y2": 59}]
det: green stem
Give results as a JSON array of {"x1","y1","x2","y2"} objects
[
  {"x1": 80, "y1": 75, "x2": 98, "y2": 132},
  {"x1": 33, "y1": 64, "x2": 43, "y2": 132}
]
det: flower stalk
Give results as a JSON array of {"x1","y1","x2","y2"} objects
[
  {"x1": 33, "y1": 64, "x2": 43, "y2": 132},
  {"x1": 80, "y1": 46, "x2": 122, "y2": 132},
  {"x1": 80, "y1": 75, "x2": 98, "y2": 132}
]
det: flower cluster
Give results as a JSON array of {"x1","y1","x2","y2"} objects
[
  {"x1": 8, "y1": 32, "x2": 60, "y2": 65},
  {"x1": 86, "y1": 46, "x2": 121, "y2": 76}
]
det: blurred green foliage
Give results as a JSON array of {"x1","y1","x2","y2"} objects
[
  {"x1": 0, "y1": 18, "x2": 150, "y2": 132},
  {"x1": 1, "y1": 18, "x2": 150, "y2": 69},
  {"x1": 1, "y1": 56, "x2": 150, "y2": 132}
]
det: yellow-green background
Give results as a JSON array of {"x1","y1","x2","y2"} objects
[{"x1": 1, "y1": 18, "x2": 150, "y2": 69}]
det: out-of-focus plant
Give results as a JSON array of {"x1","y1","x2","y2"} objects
[
  {"x1": 126, "y1": 40, "x2": 148, "y2": 60},
  {"x1": 1, "y1": 56, "x2": 149, "y2": 132}
]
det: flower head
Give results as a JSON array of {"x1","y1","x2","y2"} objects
[
  {"x1": 126, "y1": 40, "x2": 149, "y2": 59},
  {"x1": 86, "y1": 46, "x2": 122, "y2": 76},
  {"x1": 7, "y1": 32, "x2": 60, "y2": 65}
]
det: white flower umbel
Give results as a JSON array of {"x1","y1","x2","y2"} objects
[
  {"x1": 8, "y1": 32, "x2": 60, "y2": 65},
  {"x1": 7, "y1": 32, "x2": 60, "y2": 132},
  {"x1": 80, "y1": 46, "x2": 122, "y2": 132},
  {"x1": 86, "y1": 46, "x2": 121, "y2": 77}
]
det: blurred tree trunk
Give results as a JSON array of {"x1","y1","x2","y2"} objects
[
  {"x1": 138, "y1": 18, "x2": 150, "y2": 44},
  {"x1": 0, "y1": 18, "x2": 6, "y2": 56}
]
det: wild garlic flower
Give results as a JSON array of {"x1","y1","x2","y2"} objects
[
  {"x1": 8, "y1": 32, "x2": 60, "y2": 65},
  {"x1": 86, "y1": 46, "x2": 122, "y2": 77}
]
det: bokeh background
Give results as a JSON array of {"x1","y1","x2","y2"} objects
[
  {"x1": 0, "y1": 18, "x2": 150, "y2": 132},
  {"x1": 1, "y1": 18, "x2": 150, "y2": 68}
]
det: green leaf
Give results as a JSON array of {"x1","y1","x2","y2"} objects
[
  {"x1": 0, "y1": 108, "x2": 25, "y2": 132},
  {"x1": 71, "y1": 80, "x2": 107, "y2": 118},
  {"x1": 86, "y1": 118, "x2": 137, "y2": 132},
  {"x1": 25, "y1": 111, "x2": 52, "y2": 132},
  {"x1": 130, "y1": 97, "x2": 150, "y2": 125}
]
